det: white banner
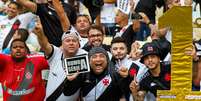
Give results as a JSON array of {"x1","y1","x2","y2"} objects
[{"x1": 117, "y1": 0, "x2": 131, "y2": 14}]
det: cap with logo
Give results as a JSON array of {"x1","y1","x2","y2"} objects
[
  {"x1": 61, "y1": 31, "x2": 80, "y2": 41},
  {"x1": 140, "y1": 42, "x2": 160, "y2": 63}
]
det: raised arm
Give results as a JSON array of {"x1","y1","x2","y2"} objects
[
  {"x1": 33, "y1": 18, "x2": 52, "y2": 57},
  {"x1": 52, "y1": 0, "x2": 70, "y2": 32},
  {"x1": 16, "y1": 0, "x2": 37, "y2": 13},
  {"x1": 130, "y1": 78, "x2": 146, "y2": 101}
]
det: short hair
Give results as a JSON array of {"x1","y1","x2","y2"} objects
[
  {"x1": 89, "y1": 24, "x2": 104, "y2": 35},
  {"x1": 16, "y1": 28, "x2": 29, "y2": 41},
  {"x1": 111, "y1": 37, "x2": 127, "y2": 46},
  {"x1": 10, "y1": 39, "x2": 30, "y2": 54},
  {"x1": 8, "y1": 1, "x2": 22, "y2": 10},
  {"x1": 76, "y1": 14, "x2": 91, "y2": 24}
]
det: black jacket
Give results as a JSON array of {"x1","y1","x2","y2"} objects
[
  {"x1": 135, "y1": 0, "x2": 165, "y2": 23},
  {"x1": 63, "y1": 63, "x2": 129, "y2": 101},
  {"x1": 139, "y1": 62, "x2": 171, "y2": 96}
]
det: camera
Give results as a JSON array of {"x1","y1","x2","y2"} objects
[{"x1": 131, "y1": 13, "x2": 142, "y2": 20}]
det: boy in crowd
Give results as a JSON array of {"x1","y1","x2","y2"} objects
[
  {"x1": 130, "y1": 42, "x2": 171, "y2": 100},
  {"x1": 110, "y1": 37, "x2": 147, "y2": 100}
]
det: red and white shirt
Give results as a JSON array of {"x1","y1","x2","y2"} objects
[{"x1": 0, "y1": 54, "x2": 49, "y2": 101}]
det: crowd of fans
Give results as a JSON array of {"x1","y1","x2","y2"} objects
[{"x1": 0, "y1": 0, "x2": 199, "y2": 101}]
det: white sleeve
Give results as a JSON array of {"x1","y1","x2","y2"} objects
[{"x1": 165, "y1": 30, "x2": 172, "y2": 43}]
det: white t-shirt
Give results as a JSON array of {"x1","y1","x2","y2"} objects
[
  {"x1": 67, "y1": 26, "x2": 89, "y2": 48},
  {"x1": 0, "y1": 12, "x2": 36, "y2": 51},
  {"x1": 45, "y1": 46, "x2": 87, "y2": 101},
  {"x1": 0, "y1": 15, "x2": 16, "y2": 51},
  {"x1": 80, "y1": 37, "x2": 88, "y2": 48},
  {"x1": 101, "y1": 3, "x2": 116, "y2": 24}
]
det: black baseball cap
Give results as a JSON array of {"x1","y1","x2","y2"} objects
[{"x1": 140, "y1": 42, "x2": 160, "y2": 63}]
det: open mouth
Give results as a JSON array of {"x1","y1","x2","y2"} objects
[
  {"x1": 16, "y1": 52, "x2": 21, "y2": 56},
  {"x1": 95, "y1": 66, "x2": 103, "y2": 71},
  {"x1": 95, "y1": 63, "x2": 102, "y2": 67}
]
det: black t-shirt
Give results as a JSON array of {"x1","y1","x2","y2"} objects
[
  {"x1": 152, "y1": 38, "x2": 171, "y2": 60},
  {"x1": 139, "y1": 62, "x2": 171, "y2": 97},
  {"x1": 36, "y1": 3, "x2": 76, "y2": 47},
  {"x1": 121, "y1": 25, "x2": 137, "y2": 53},
  {"x1": 135, "y1": 0, "x2": 165, "y2": 23}
]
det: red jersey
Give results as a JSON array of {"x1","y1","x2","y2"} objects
[{"x1": 0, "y1": 54, "x2": 49, "y2": 101}]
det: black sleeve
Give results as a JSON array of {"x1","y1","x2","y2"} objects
[
  {"x1": 82, "y1": 43, "x2": 91, "y2": 52},
  {"x1": 46, "y1": 45, "x2": 54, "y2": 59},
  {"x1": 63, "y1": 74, "x2": 85, "y2": 96},
  {"x1": 111, "y1": 70, "x2": 132, "y2": 97},
  {"x1": 121, "y1": 25, "x2": 137, "y2": 53},
  {"x1": 139, "y1": 77, "x2": 149, "y2": 91},
  {"x1": 35, "y1": 4, "x2": 48, "y2": 15},
  {"x1": 152, "y1": 38, "x2": 171, "y2": 60},
  {"x1": 119, "y1": 76, "x2": 132, "y2": 97}
]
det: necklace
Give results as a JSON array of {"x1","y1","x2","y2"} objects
[
  {"x1": 17, "y1": 75, "x2": 20, "y2": 81},
  {"x1": 14, "y1": 67, "x2": 24, "y2": 81}
]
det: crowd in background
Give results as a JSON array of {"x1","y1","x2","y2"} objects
[{"x1": 0, "y1": 0, "x2": 200, "y2": 101}]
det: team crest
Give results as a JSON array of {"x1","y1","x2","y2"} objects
[
  {"x1": 25, "y1": 72, "x2": 32, "y2": 79},
  {"x1": 102, "y1": 78, "x2": 109, "y2": 86},
  {"x1": 129, "y1": 68, "x2": 137, "y2": 77},
  {"x1": 164, "y1": 73, "x2": 171, "y2": 81},
  {"x1": 147, "y1": 46, "x2": 153, "y2": 52}
]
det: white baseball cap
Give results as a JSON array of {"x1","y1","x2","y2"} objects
[{"x1": 61, "y1": 31, "x2": 80, "y2": 41}]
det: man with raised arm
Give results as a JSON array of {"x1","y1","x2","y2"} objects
[
  {"x1": 16, "y1": 0, "x2": 77, "y2": 47},
  {"x1": 33, "y1": 19, "x2": 87, "y2": 100}
]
